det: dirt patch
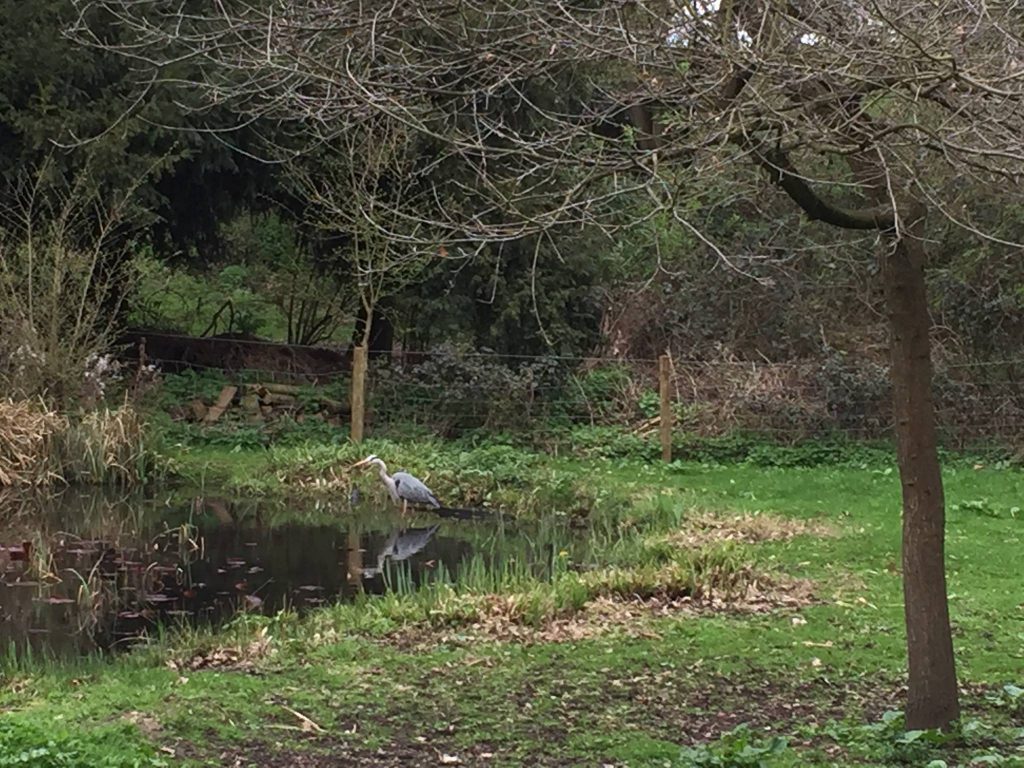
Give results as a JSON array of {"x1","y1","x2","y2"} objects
[
  {"x1": 386, "y1": 576, "x2": 817, "y2": 650},
  {"x1": 188, "y1": 674, "x2": 921, "y2": 768},
  {"x1": 667, "y1": 511, "x2": 836, "y2": 548},
  {"x1": 624, "y1": 673, "x2": 904, "y2": 745},
  {"x1": 189, "y1": 681, "x2": 1015, "y2": 768},
  {"x1": 207, "y1": 740, "x2": 529, "y2": 768}
]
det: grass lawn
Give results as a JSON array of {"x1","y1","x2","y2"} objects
[{"x1": 2, "y1": 448, "x2": 1023, "y2": 767}]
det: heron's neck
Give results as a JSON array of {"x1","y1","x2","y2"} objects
[{"x1": 375, "y1": 461, "x2": 390, "y2": 482}]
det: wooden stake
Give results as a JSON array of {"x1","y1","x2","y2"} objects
[
  {"x1": 351, "y1": 345, "x2": 368, "y2": 443},
  {"x1": 659, "y1": 354, "x2": 673, "y2": 462}
]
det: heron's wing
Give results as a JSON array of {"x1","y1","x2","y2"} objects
[{"x1": 393, "y1": 472, "x2": 441, "y2": 507}]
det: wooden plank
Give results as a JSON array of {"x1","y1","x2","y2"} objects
[
  {"x1": 260, "y1": 392, "x2": 298, "y2": 406},
  {"x1": 188, "y1": 399, "x2": 209, "y2": 421},
  {"x1": 203, "y1": 385, "x2": 238, "y2": 423}
]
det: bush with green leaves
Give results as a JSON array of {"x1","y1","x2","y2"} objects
[
  {"x1": 558, "y1": 425, "x2": 657, "y2": 461},
  {"x1": 129, "y1": 252, "x2": 278, "y2": 339},
  {"x1": 370, "y1": 346, "x2": 571, "y2": 435},
  {"x1": 677, "y1": 726, "x2": 789, "y2": 768},
  {"x1": 988, "y1": 684, "x2": 1024, "y2": 714},
  {"x1": 818, "y1": 708, "x2": 1024, "y2": 768},
  {"x1": 671, "y1": 433, "x2": 894, "y2": 468},
  {"x1": 562, "y1": 363, "x2": 645, "y2": 423}
]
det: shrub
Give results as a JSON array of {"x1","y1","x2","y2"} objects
[
  {"x1": 371, "y1": 346, "x2": 562, "y2": 435},
  {"x1": 0, "y1": 162, "x2": 140, "y2": 408},
  {"x1": 815, "y1": 352, "x2": 890, "y2": 436},
  {"x1": 59, "y1": 404, "x2": 151, "y2": 486},
  {"x1": 561, "y1": 363, "x2": 646, "y2": 424},
  {"x1": 0, "y1": 399, "x2": 66, "y2": 485}
]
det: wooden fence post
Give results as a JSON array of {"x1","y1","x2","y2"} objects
[
  {"x1": 659, "y1": 354, "x2": 673, "y2": 462},
  {"x1": 351, "y1": 345, "x2": 368, "y2": 443}
]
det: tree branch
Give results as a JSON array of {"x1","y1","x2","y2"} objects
[{"x1": 756, "y1": 147, "x2": 912, "y2": 231}]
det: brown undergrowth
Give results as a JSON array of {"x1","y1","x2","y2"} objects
[
  {"x1": 666, "y1": 510, "x2": 837, "y2": 548},
  {"x1": 164, "y1": 627, "x2": 274, "y2": 673},
  {"x1": 384, "y1": 571, "x2": 817, "y2": 650},
  {"x1": 0, "y1": 399, "x2": 66, "y2": 485},
  {"x1": 0, "y1": 399, "x2": 148, "y2": 486}
]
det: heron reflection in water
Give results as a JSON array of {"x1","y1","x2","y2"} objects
[{"x1": 361, "y1": 524, "x2": 440, "y2": 578}]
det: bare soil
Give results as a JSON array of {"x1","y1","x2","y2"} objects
[{"x1": 185, "y1": 672, "x2": 916, "y2": 767}]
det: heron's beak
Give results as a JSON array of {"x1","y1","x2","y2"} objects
[{"x1": 352, "y1": 457, "x2": 371, "y2": 469}]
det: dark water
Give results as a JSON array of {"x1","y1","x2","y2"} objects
[{"x1": 0, "y1": 489, "x2": 572, "y2": 659}]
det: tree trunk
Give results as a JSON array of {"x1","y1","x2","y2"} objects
[
  {"x1": 756, "y1": 138, "x2": 961, "y2": 727},
  {"x1": 882, "y1": 230, "x2": 960, "y2": 730}
]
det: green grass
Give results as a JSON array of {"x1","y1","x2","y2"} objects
[{"x1": 4, "y1": 438, "x2": 1024, "y2": 766}]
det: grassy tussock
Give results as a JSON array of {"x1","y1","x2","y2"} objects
[
  {"x1": 140, "y1": 544, "x2": 794, "y2": 665},
  {"x1": 0, "y1": 399, "x2": 151, "y2": 487}
]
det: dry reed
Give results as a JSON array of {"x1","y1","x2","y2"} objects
[
  {"x1": 0, "y1": 398, "x2": 67, "y2": 486},
  {"x1": 0, "y1": 399, "x2": 149, "y2": 487}
]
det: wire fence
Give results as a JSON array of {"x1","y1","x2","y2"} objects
[{"x1": 124, "y1": 334, "x2": 1024, "y2": 455}]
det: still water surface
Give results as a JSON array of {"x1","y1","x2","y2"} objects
[{"x1": 0, "y1": 488, "x2": 574, "y2": 659}]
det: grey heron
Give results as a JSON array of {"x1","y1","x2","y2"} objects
[{"x1": 352, "y1": 454, "x2": 441, "y2": 516}]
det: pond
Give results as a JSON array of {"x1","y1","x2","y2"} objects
[{"x1": 0, "y1": 487, "x2": 580, "y2": 660}]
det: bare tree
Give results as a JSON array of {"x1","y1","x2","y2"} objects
[
  {"x1": 74, "y1": 0, "x2": 1024, "y2": 729},
  {"x1": 289, "y1": 114, "x2": 457, "y2": 442},
  {"x1": 0, "y1": 156, "x2": 149, "y2": 406},
  {"x1": 290, "y1": 118, "x2": 450, "y2": 352}
]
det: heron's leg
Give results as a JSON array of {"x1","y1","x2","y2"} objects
[{"x1": 402, "y1": 499, "x2": 408, "y2": 517}]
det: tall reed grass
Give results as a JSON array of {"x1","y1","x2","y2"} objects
[
  {"x1": 0, "y1": 398, "x2": 66, "y2": 485},
  {"x1": 60, "y1": 403, "x2": 151, "y2": 486},
  {"x1": 0, "y1": 398, "x2": 154, "y2": 487}
]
